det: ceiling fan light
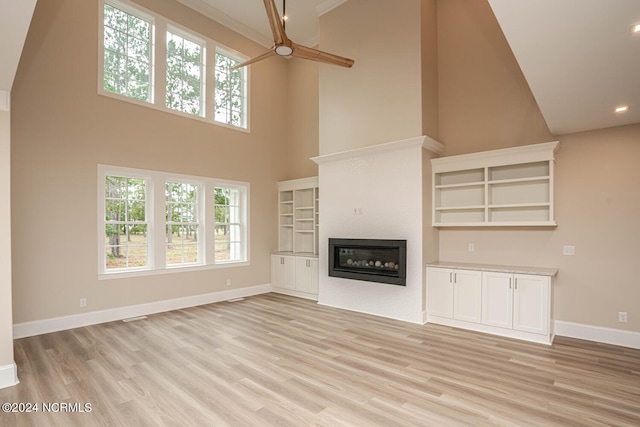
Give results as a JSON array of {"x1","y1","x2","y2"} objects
[{"x1": 275, "y1": 45, "x2": 293, "y2": 56}]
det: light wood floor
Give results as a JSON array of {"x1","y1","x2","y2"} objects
[{"x1": 1, "y1": 293, "x2": 639, "y2": 426}]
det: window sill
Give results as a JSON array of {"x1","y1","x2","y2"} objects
[{"x1": 98, "y1": 261, "x2": 250, "y2": 281}]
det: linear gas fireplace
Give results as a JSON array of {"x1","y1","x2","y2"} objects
[{"x1": 329, "y1": 238, "x2": 407, "y2": 286}]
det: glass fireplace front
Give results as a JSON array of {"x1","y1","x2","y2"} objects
[{"x1": 328, "y1": 238, "x2": 406, "y2": 286}]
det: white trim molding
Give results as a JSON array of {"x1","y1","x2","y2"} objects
[
  {"x1": 0, "y1": 362, "x2": 19, "y2": 390},
  {"x1": 0, "y1": 90, "x2": 9, "y2": 111},
  {"x1": 554, "y1": 320, "x2": 640, "y2": 349},
  {"x1": 13, "y1": 284, "x2": 271, "y2": 339}
]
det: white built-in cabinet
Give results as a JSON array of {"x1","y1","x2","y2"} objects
[
  {"x1": 272, "y1": 177, "x2": 319, "y2": 300},
  {"x1": 426, "y1": 264, "x2": 556, "y2": 344},
  {"x1": 432, "y1": 141, "x2": 559, "y2": 227},
  {"x1": 426, "y1": 267, "x2": 482, "y2": 323},
  {"x1": 482, "y1": 271, "x2": 550, "y2": 336}
]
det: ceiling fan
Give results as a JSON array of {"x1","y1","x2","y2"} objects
[{"x1": 234, "y1": 0, "x2": 354, "y2": 69}]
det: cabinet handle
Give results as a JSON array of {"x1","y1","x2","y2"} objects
[
  {"x1": 449, "y1": 272, "x2": 453, "y2": 283},
  {"x1": 509, "y1": 278, "x2": 512, "y2": 289},
  {"x1": 453, "y1": 273, "x2": 457, "y2": 283},
  {"x1": 515, "y1": 278, "x2": 518, "y2": 290}
]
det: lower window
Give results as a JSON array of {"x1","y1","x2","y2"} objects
[{"x1": 98, "y1": 165, "x2": 249, "y2": 277}]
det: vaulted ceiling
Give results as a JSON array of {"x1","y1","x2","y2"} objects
[
  {"x1": 2, "y1": 0, "x2": 638, "y2": 135},
  {"x1": 178, "y1": 0, "x2": 640, "y2": 136}
]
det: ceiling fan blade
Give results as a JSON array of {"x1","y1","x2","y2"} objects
[
  {"x1": 264, "y1": 0, "x2": 288, "y2": 45},
  {"x1": 291, "y1": 42, "x2": 354, "y2": 68},
  {"x1": 232, "y1": 48, "x2": 276, "y2": 69}
]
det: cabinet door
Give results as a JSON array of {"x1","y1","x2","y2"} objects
[
  {"x1": 482, "y1": 271, "x2": 513, "y2": 329},
  {"x1": 513, "y1": 274, "x2": 550, "y2": 335},
  {"x1": 453, "y1": 269, "x2": 482, "y2": 323},
  {"x1": 427, "y1": 267, "x2": 454, "y2": 318},
  {"x1": 295, "y1": 257, "x2": 318, "y2": 294},
  {"x1": 272, "y1": 255, "x2": 296, "y2": 289}
]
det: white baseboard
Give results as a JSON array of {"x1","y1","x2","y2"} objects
[
  {"x1": 0, "y1": 362, "x2": 19, "y2": 389},
  {"x1": 13, "y1": 284, "x2": 272, "y2": 339},
  {"x1": 554, "y1": 320, "x2": 640, "y2": 349}
]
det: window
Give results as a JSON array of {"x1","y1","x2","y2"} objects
[
  {"x1": 166, "y1": 181, "x2": 200, "y2": 265},
  {"x1": 99, "y1": 165, "x2": 249, "y2": 277},
  {"x1": 214, "y1": 187, "x2": 243, "y2": 262},
  {"x1": 99, "y1": 0, "x2": 249, "y2": 130},
  {"x1": 166, "y1": 29, "x2": 205, "y2": 116},
  {"x1": 103, "y1": 1, "x2": 153, "y2": 102},
  {"x1": 104, "y1": 175, "x2": 149, "y2": 271},
  {"x1": 214, "y1": 51, "x2": 247, "y2": 128}
]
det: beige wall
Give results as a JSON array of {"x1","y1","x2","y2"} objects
[
  {"x1": 421, "y1": 0, "x2": 439, "y2": 141},
  {"x1": 437, "y1": 0, "x2": 552, "y2": 155},
  {"x1": 0, "y1": 109, "x2": 13, "y2": 367},
  {"x1": 319, "y1": 0, "x2": 423, "y2": 155},
  {"x1": 284, "y1": 57, "x2": 319, "y2": 180},
  {"x1": 10, "y1": 0, "x2": 289, "y2": 323}
]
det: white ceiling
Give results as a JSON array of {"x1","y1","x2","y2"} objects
[
  {"x1": 0, "y1": 0, "x2": 37, "y2": 92},
  {"x1": 489, "y1": 0, "x2": 640, "y2": 135},
  {"x1": 175, "y1": 0, "x2": 348, "y2": 48},
  {"x1": 179, "y1": 0, "x2": 640, "y2": 136}
]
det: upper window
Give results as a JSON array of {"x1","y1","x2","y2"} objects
[
  {"x1": 98, "y1": 165, "x2": 249, "y2": 277},
  {"x1": 103, "y1": 2, "x2": 153, "y2": 102},
  {"x1": 215, "y1": 51, "x2": 247, "y2": 128},
  {"x1": 100, "y1": 0, "x2": 249, "y2": 130},
  {"x1": 166, "y1": 29, "x2": 205, "y2": 116}
]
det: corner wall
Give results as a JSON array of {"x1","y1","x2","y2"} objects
[{"x1": 0, "y1": 106, "x2": 18, "y2": 388}]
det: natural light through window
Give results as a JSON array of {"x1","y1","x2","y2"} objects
[
  {"x1": 104, "y1": 175, "x2": 149, "y2": 271},
  {"x1": 100, "y1": 0, "x2": 249, "y2": 130},
  {"x1": 99, "y1": 165, "x2": 249, "y2": 278},
  {"x1": 103, "y1": 2, "x2": 153, "y2": 102},
  {"x1": 166, "y1": 29, "x2": 205, "y2": 116},
  {"x1": 166, "y1": 181, "x2": 200, "y2": 265}
]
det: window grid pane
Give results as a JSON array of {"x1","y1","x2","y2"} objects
[
  {"x1": 166, "y1": 31, "x2": 205, "y2": 116},
  {"x1": 214, "y1": 187, "x2": 242, "y2": 261},
  {"x1": 166, "y1": 181, "x2": 199, "y2": 265},
  {"x1": 105, "y1": 176, "x2": 148, "y2": 270},
  {"x1": 214, "y1": 52, "x2": 246, "y2": 128},
  {"x1": 103, "y1": 3, "x2": 152, "y2": 102}
]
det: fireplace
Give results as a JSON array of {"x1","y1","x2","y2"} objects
[{"x1": 328, "y1": 238, "x2": 407, "y2": 286}]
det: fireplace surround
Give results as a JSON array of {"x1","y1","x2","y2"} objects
[{"x1": 328, "y1": 238, "x2": 407, "y2": 286}]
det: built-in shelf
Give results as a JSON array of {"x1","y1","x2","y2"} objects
[
  {"x1": 432, "y1": 142, "x2": 559, "y2": 227},
  {"x1": 277, "y1": 177, "x2": 319, "y2": 255}
]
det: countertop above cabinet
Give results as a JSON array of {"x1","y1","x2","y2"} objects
[{"x1": 426, "y1": 261, "x2": 558, "y2": 277}]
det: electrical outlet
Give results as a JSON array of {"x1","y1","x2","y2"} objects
[
  {"x1": 226, "y1": 279, "x2": 231, "y2": 287},
  {"x1": 80, "y1": 298, "x2": 87, "y2": 308},
  {"x1": 618, "y1": 312, "x2": 628, "y2": 323},
  {"x1": 468, "y1": 243, "x2": 475, "y2": 252},
  {"x1": 562, "y1": 245, "x2": 576, "y2": 256}
]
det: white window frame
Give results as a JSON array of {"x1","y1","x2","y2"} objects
[
  {"x1": 100, "y1": 0, "x2": 156, "y2": 104},
  {"x1": 214, "y1": 47, "x2": 249, "y2": 130},
  {"x1": 165, "y1": 179, "x2": 203, "y2": 267},
  {"x1": 213, "y1": 183, "x2": 248, "y2": 264},
  {"x1": 98, "y1": 0, "x2": 250, "y2": 132},
  {"x1": 98, "y1": 165, "x2": 249, "y2": 279},
  {"x1": 165, "y1": 25, "x2": 206, "y2": 117}
]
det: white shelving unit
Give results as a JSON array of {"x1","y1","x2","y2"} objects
[
  {"x1": 432, "y1": 141, "x2": 559, "y2": 227},
  {"x1": 273, "y1": 177, "x2": 319, "y2": 300}
]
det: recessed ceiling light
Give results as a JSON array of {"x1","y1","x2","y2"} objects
[
  {"x1": 632, "y1": 23, "x2": 640, "y2": 33},
  {"x1": 615, "y1": 106, "x2": 629, "y2": 113}
]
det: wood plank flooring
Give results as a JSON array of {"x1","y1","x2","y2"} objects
[{"x1": 1, "y1": 293, "x2": 639, "y2": 426}]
